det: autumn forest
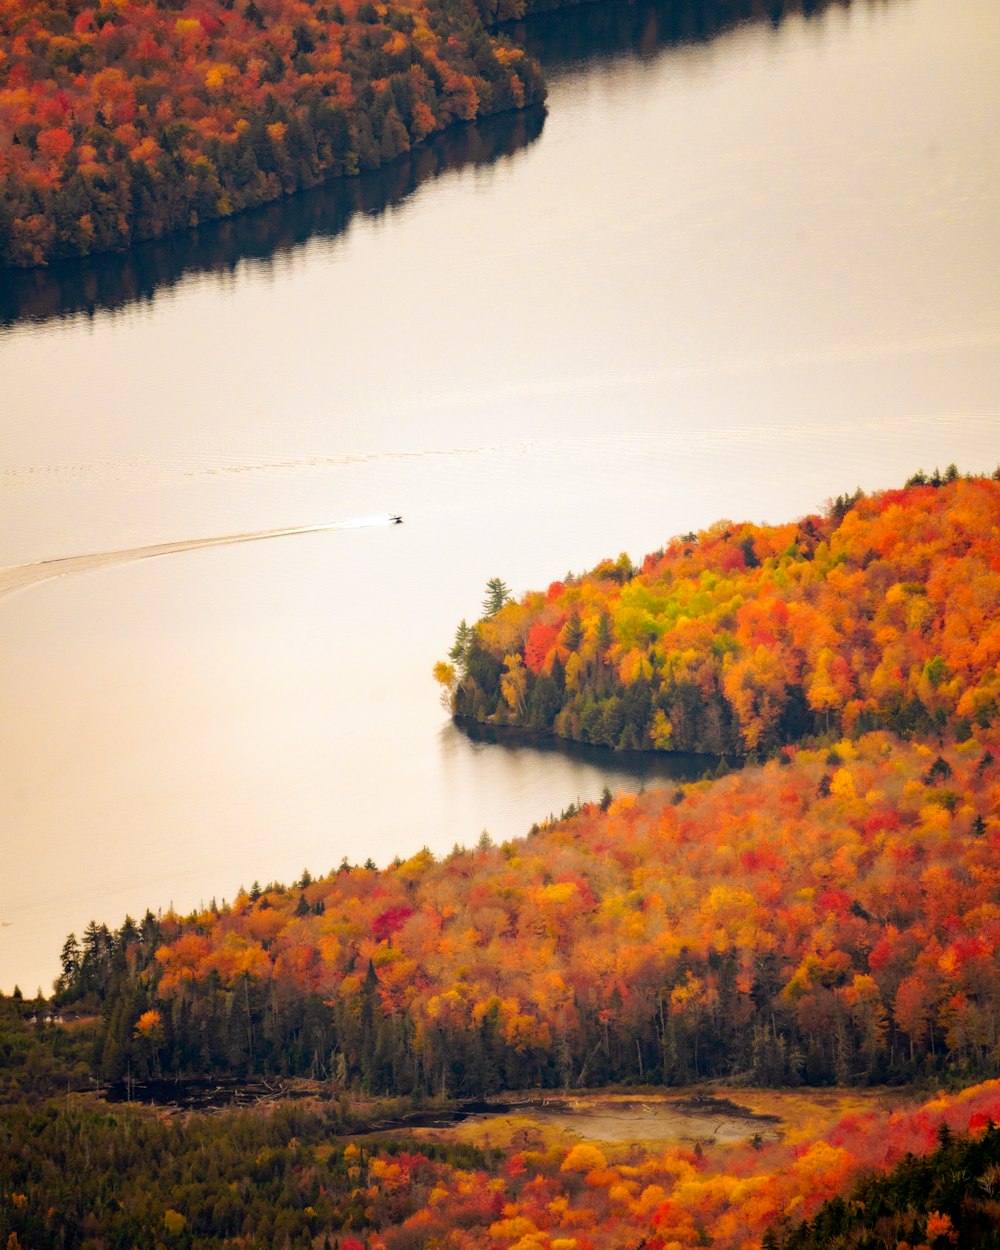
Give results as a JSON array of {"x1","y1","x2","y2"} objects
[
  {"x1": 1, "y1": 0, "x2": 996, "y2": 1228},
  {"x1": 435, "y1": 469, "x2": 1000, "y2": 758},
  {"x1": 0, "y1": 0, "x2": 846, "y2": 266},
  {"x1": 4, "y1": 472, "x2": 1000, "y2": 1248},
  {"x1": 0, "y1": 0, "x2": 547, "y2": 264}
]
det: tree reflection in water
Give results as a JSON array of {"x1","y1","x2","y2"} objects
[{"x1": 0, "y1": 108, "x2": 545, "y2": 328}]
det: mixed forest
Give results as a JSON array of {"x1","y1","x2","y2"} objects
[
  {"x1": 48, "y1": 721, "x2": 1000, "y2": 1096},
  {"x1": 0, "y1": 0, "x2": 546, "y2": 265},
  {"x1": 436, "y1": 468, "x2": 1000, "y2": 758},
  {"x1": 5, "y1": 470, "x2": 1000, "y2": 1249},
  {"x1": 1, "y1": 0, "x2": 843, "y2": 266},
  {"x1": 5, "y1": 1046, "x2": 1000, "y2": 1250}
]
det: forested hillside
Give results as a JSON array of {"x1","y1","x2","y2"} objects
[
  {"x1": 0, "y1": 0, "x2": 544, "y2": 265},
  {"x1": 55, "y1": 724, "x2": 1000, "y2": 1095},
  {"x1": 779, "y1": 1110, "x2": 1000, "y2": 1250},
  {"x1": 49, "y1": 474, "x2": 1000, "y2": 1099},
  {"x1": 436, "y1": 472, "x2": 1000, "y2": 757}
]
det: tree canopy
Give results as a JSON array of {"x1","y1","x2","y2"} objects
[
  {"x1": 0, "y1": 0, "x2": 545, "y2": 264},
  {"x1": 441, "y1": 473, "x2": 1000, "y2": 757}
]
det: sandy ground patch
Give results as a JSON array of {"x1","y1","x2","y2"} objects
[
  {"x1": 437, "y1": 1085, "x2": 915, "y2": 1154},
  {"x1": 475, "y1": 1091, "x2": 779, "y2": 1148}
]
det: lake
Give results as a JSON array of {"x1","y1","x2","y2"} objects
[{"x1": 1, "y1": 0, "x2": 998, "y2": 994}]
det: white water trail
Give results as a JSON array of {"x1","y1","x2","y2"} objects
[{"x1": 0, "y1": 515, "x2": 395, "y2": 599}]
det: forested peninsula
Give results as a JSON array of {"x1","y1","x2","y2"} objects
[
  {"x1": 2, "y1": 0, "x2": 836, "y2": 267},
  {"x1": 437, "y1": 470, "x2": 1000, "y2": 758}
]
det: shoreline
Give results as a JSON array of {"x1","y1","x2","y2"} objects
[{"x1": 453, "y1": 714, "x2": 729, "y2": 779}]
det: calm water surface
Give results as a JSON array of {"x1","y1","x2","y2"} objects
[{"x1": 1, "y1": 0, "x2": 999, "y2": 992}]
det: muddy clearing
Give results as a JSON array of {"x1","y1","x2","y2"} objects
[{"x1": 465, "y1": 1090, "x2": 782, "y2": 1147}]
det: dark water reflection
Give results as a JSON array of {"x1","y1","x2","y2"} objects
[
  {"x1": 0, "y1": 108, "x2": 545, "y2": 328},
  {"x1": 456, "y1": 719, "x2": 722, "y2": 788},
  {"x1": 515, "y1": 0, "x2": 857, "y2": 72}
]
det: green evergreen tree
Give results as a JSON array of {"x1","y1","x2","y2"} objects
[{"x1": 482, "y1": 578, "x2": 512, "y2": 617}]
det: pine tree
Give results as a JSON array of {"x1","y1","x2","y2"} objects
[{"x1": 482, "y1": 578, "x2": 511, "y2": 617}]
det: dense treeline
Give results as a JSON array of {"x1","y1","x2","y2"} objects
[
  {"x1": 55, "y1": 724, "x2": 1000, "y2": 1096},
  {"x1": 0, "y1": 0, "x2": 544, "y2": 265},
  {"x1": 0, "y1": 104, "x2": 542, "y2": 324},
  {"x1": 436, "y1": 471, "x2": 1000, "y2": 758}
]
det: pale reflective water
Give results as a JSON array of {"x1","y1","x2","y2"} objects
[{"x1": 2, "y1": 0, "x2": 999, "y2": 993}]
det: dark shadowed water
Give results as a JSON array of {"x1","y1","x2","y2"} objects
[{"x1": 1, "y1": 0, "x2": 998, "y2": 993}]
